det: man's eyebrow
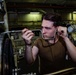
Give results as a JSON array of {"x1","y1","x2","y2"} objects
[{"x1": 41, "y1": 26, "x2": 52, "y2": 29}]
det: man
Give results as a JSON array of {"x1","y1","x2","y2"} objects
[{"x1": 22, "y1": 13, "x2": 76, "y2": 74}]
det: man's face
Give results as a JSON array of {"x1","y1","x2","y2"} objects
[{"x1": 41, "y1": 19, "x2": 57, "y2": 40}]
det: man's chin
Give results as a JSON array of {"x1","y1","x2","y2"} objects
[
  {"x1": 42, "y1": 37, "x2": 50, "y2": 40},
  {"x1": 42, "y1": 35, "x2": 54, "y2": 40},
  {"x1": 42, "y1": 36, "x2": 54, "y2": 40}
]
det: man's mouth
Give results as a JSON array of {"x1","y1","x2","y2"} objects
[{"x1": 42, "y1": 35, "x2": 55, "y2": 40}]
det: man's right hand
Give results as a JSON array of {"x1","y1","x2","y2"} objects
[{"x1": 22, "y1": 28, "x2": 34, "y2": 44}]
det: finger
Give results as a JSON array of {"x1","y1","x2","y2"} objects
[
  {"x1": 22, "y1": 28, "x2": 28, "y2": 34},
  {"x1": 28, "y1": 36, "x2": 34, "y2": 40},
  {"x1": 26, "y1": 33, "x2": 34, "y2": 38},
  {"x1": 22, "y1": 31, "x2": 34, "y2": 40},
  {"x1": 24, "y1": 30, "x2": 33, "y2": 36},
  {"x1": 59, "y1": 30, "x2": 64, "y2": 35},
  {"x1": 61, "y1": 30, "x2": 64, "y2": 33},
  {"x1": 27, "y1": 34, "x2": 34, "y2": 40},
  {"x1": 22, "y1": 33, "x2": 34, "y2": 41}
]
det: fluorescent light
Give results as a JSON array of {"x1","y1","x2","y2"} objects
[
  {"x1": 73, "y1": 11, "x2": 76, "y2": 13},
  {"x1": 30, "y1": 12, "x2": 40, "y2": 14}
]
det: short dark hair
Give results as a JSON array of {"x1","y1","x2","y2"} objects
[{"x1": 42, "y1": 12, "x2": 62, "y2": 27}]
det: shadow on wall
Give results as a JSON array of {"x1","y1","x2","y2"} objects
[
  {"x1": 17, "y1": 56, "x2": 39, "y2": 75},
  {"x1": 0, "y1": 27, "x2": 5, "y2": 33}
]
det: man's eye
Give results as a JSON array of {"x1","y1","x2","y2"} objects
[{"x1": 45, "y1": 27, "x2": 51, "y2": 29}]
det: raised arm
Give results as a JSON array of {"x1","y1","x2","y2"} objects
[
  {"x1": 64, "y1": 36, "x2": 76, "y2": 62},
  {"x1": 22, "y1": 28, "x2": 39, "y2": 64},
  {"x1": 58, "y1": 26, "x2": 76, "y2": 62}
]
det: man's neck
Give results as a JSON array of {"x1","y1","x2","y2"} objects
[{"x1": 48, "y1": 36, "x2": 58, "y2": 44}]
